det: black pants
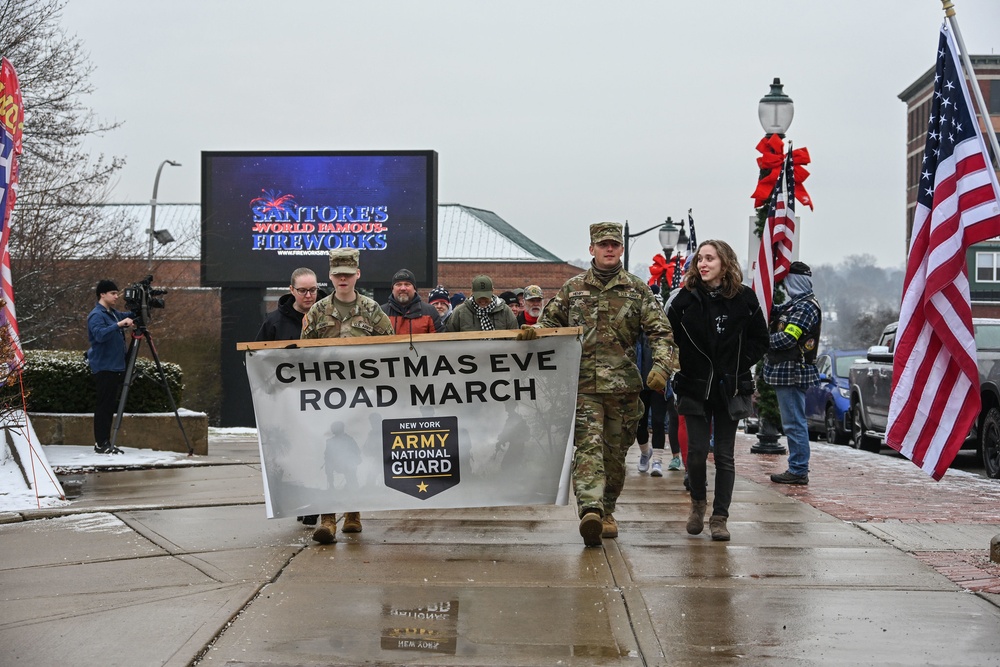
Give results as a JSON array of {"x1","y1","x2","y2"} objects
[
  {"x1": 684, "y1": 396, "x2": 738, "y2": 518},
  {"x1": 94, "y1": 370, "x2": 124, "y2": 445},
  {"x1": 636, "y1": 389, "x2": 668, "y2": 450}
]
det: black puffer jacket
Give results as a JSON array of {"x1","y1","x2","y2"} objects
[
  {"x1": 665, "y1": 284, "x2": 768, "y2": 401},
  {"x1": 255, "y1": 290, "x2": 329, "y2": 342}
]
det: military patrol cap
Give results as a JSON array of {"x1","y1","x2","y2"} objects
[
  {"x1": 471, "y1": 275, "x2": 494, "y2": 300},
  {"x1": 590, "y1": 222, "x2": 624, "y2": 245},
  {"x1": 329, "y1": 248, "x2": 360, "y2": 275},
  {"x1": 523, "y1": 284, "x2": 544, "y2": 300}
]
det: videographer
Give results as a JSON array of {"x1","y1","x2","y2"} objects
[{"x1": 86, "y1": 279, "x2": 133, "y2": 454}]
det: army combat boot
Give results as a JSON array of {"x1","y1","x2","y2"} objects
[
  {"x1": 342, "y1": 512, "x2": 363, "y2": 533},
  {"x1": 312, "y1": 513, "x2": 337, "y2": 544},
  {"x1": 601, "y1": 513, "x2": 619, "y2": 539},
  {"x1": 579, "y1": 510, "x2": 603, "y2": 547}
]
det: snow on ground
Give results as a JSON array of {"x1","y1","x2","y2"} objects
[{"x1": 0, "y1": 427, "x2": 259, "y2": 514}]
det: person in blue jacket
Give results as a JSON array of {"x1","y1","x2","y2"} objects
[{"x1": 87, "y1": 279, "x2": 133, "y2": 454}]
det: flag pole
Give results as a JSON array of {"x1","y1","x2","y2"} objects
[{"x1": 942, "y1": 0, "x2": 1000, "y2": 171}]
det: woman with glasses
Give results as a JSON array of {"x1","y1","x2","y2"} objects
[{"x1": 255, "y1": 267, "x2": 328, "y2": 342}]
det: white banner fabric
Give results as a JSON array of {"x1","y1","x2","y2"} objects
[{"x1": 245, "y1": 335, "x2": 581, "y2": 518}]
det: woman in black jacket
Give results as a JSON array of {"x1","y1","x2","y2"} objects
[{"x1": 665, "y1": 240, "x2": 768, "y2": 541}]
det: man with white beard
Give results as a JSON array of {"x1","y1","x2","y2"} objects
[{"x1": 517, "y1": 284, "x2": 545, "y2": 326}]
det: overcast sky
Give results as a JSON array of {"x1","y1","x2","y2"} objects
[{"x1": 61, "y1": 0, "x2": 1000, "y2": 273}]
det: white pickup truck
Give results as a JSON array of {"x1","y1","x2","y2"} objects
[{"x1": 848, "y1": 318, "x2": 1000, "y2": 478}]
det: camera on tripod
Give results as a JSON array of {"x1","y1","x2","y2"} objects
[{"x1": 123, "y1": 274, "x2": 167, "y2": 328}]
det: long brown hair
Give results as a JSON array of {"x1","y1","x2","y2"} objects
[{"x1": 683, "y1": 240, "x2": 744, "y2": 299}]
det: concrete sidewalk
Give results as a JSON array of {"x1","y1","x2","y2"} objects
[{"x1": 3, "y1": 430, "x2": 1000, "y2": 666}]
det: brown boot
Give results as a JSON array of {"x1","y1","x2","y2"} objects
[
  {"x1": 579, "y1": 511, "x2": 603, "y2": 547},
  {"x1": 312, "y1": 513, "x2": 337, "y2": 544},
  {"x1": 342, "y1": 512, "x2": 363, "y2": 533},
  {"x1": 686, "y1": 500, "x2": 707, "y2": 535},
  {"x1": 709, "y1": 515, "x2": 730, "y2": 542},
  {"x1": 601, "y1": 513, "x2": 618, "y2": 539}
]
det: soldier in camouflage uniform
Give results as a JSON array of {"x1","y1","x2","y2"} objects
[
  {"x1": 301, "y1": 248, "x2": 394, "y2": 544},
  {"x1": 536, "y1": 222, "x2": 679, "y2": 547}
]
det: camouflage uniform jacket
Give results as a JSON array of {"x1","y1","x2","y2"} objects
[
  {"x1": 301, "y1": 293, "x2": 394, "y2": 339},
  {"x1": 538, "y1": 268, "x2": 678, "y2": 394}
]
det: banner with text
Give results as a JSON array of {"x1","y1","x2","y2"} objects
[{"x1": 245, "y1": 335, "x2": 581, "y2": 518}]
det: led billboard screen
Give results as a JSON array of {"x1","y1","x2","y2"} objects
[{"x1": 201, "y1": 151, "x2": 437, "y2": 287}]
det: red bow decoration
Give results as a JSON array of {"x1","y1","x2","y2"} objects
[
  {"x1": 752, "y1": 134, "x2": 814, "y2": 210},
  {"x1": 648, "y1": 254, "x2": 669, "y2": 286}
]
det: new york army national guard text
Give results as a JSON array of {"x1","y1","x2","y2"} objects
[
  {"x1": 536, "y1": 222, "x2": 679, "y2": 546},
  {"x1": 301, "y1": 248, "x2": 394, "y2": 544}
]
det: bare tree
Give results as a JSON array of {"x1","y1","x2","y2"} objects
[
  {"x1": 811, "y1": 254, "x2": 903, "y2": 349},
  {"x1": 0, "y1": 0, "x2": 128, "y2": 347}
]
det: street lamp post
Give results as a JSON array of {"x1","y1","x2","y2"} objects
[
  {"x1": 623, "y1": 217, "x2": 681, "y2": 276},
  {"x1": 750, "y1": 78, "x2": 794, "y2": 456},
  {"x1": 149, "y1": 160, "x2": 181, "y2": 272}
]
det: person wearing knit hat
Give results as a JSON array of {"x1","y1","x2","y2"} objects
[
  {"x1": 427, "y1": 285, "x2": 453, "y2": 324},
  {"x1": 87, "y1": 279, "x2": 134, "y2": 454},
  {"x1": 380, "y1": 268, "x2": 443, "y2": 334},
  {"x1": 765, "y1": 260, "x2": 821, "y2": 488},
  {"x1": 498, "y1": 291, "x2": 522, "y2": 318}
]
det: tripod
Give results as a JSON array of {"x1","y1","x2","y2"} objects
[{"x1": 109, "y1": 325, "x2": 193, "y2": 455}]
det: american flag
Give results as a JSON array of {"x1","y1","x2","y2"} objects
[
  {"x1": 0, "y1": 57, "x2": 23, "y2": 364},
  {"x1": 751, "y1": 147, "x2": 796, "y2": 324},
  {"x1": 687, "y1": 209, "x2": 697, "y2": 255},
  {"x1": 885, "y1": 24, "x2": 1000, "y2": 480}
]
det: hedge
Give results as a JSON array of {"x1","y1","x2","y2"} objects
[{"x1": 2, "y1": 350, "x2": 184, "y2": 413}]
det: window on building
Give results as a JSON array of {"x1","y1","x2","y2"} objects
[
  {"x1": 976, "y1": 252, "x2": 1000, "y2": 282},
  {"x1": 991, "y1": 81, "x2": 1000, "y2": 115}
]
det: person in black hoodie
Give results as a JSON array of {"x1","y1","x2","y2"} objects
[
  {"x1": 255, "y1": 268, "x2": 328, "y2": 342},
  {"x1": 255, "y1": 267, "x2": 328, "y2": 526},
  {"x1": 665, "y1": 240, "x2": 768, "y2": 542}
]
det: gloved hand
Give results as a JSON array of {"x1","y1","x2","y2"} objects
[
  {"x1": 516, "y1": 325, "x2": 539, "y2": 341},
  {"x1": 646, "y1": 367, "x2": 668, "y2": 392}
]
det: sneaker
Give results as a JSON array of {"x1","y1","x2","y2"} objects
[
  {"x1": 342, "y1": 512, "x2": 363, "y2": 533},
  {"x1": 93, "y1": 441, "x2": 123, "y2": 455},
  {"x1": 650, "y1": 460, "x2": 663, "y2": 477},
  {"x1": 638, "y1": 449, "x2": 652, "y2": 473},
  {"x1": 770, "y1": 470, "x2": 809, "y2": 485},
  {"x1": 579, "y1": 511, "x2": 603, "y2": 547},
  {"x1": 667, "y1": 456, "x2": 682, "y2": 471},
  {"x1": 601, "y1": 513, "x2": 618, "y2": 539}
]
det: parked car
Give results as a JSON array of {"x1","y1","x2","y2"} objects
[
  {"x1": 849, "y1": 319, "x2": 1000, "y2": 477},
  {"x1": 806, "y1": 349, "x2": 866, "y2": 445}
]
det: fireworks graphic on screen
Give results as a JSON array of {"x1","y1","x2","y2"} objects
[{"x1": 250, "y1": 189, "x2": 297, "y2": 215}]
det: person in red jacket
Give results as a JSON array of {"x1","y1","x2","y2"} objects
[{"x1": 380, "y1": 268, "x2": 443, "y2": 334}]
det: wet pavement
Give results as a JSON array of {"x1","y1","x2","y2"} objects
[{"x1": 3, "y1": 430, "x2": 1000, "y2": 666}]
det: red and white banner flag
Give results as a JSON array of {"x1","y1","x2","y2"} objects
[
  {"x1": 751, "y1": 148, "x2": 796, "y2": 324},
  {"x1": 886, "y1": 23, "x2": 1000, "y2": 480},
  {"x1": 0, "y1": 57, "x2": 24, "y2": 364}
]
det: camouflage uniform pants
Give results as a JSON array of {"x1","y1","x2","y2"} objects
[{"x1": 573, "y1": 391, "x2": 644, "y2": 518}]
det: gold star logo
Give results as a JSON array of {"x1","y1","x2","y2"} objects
[{"x1": 417, "y1": 481, "x2": 428, "y2": 493}]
